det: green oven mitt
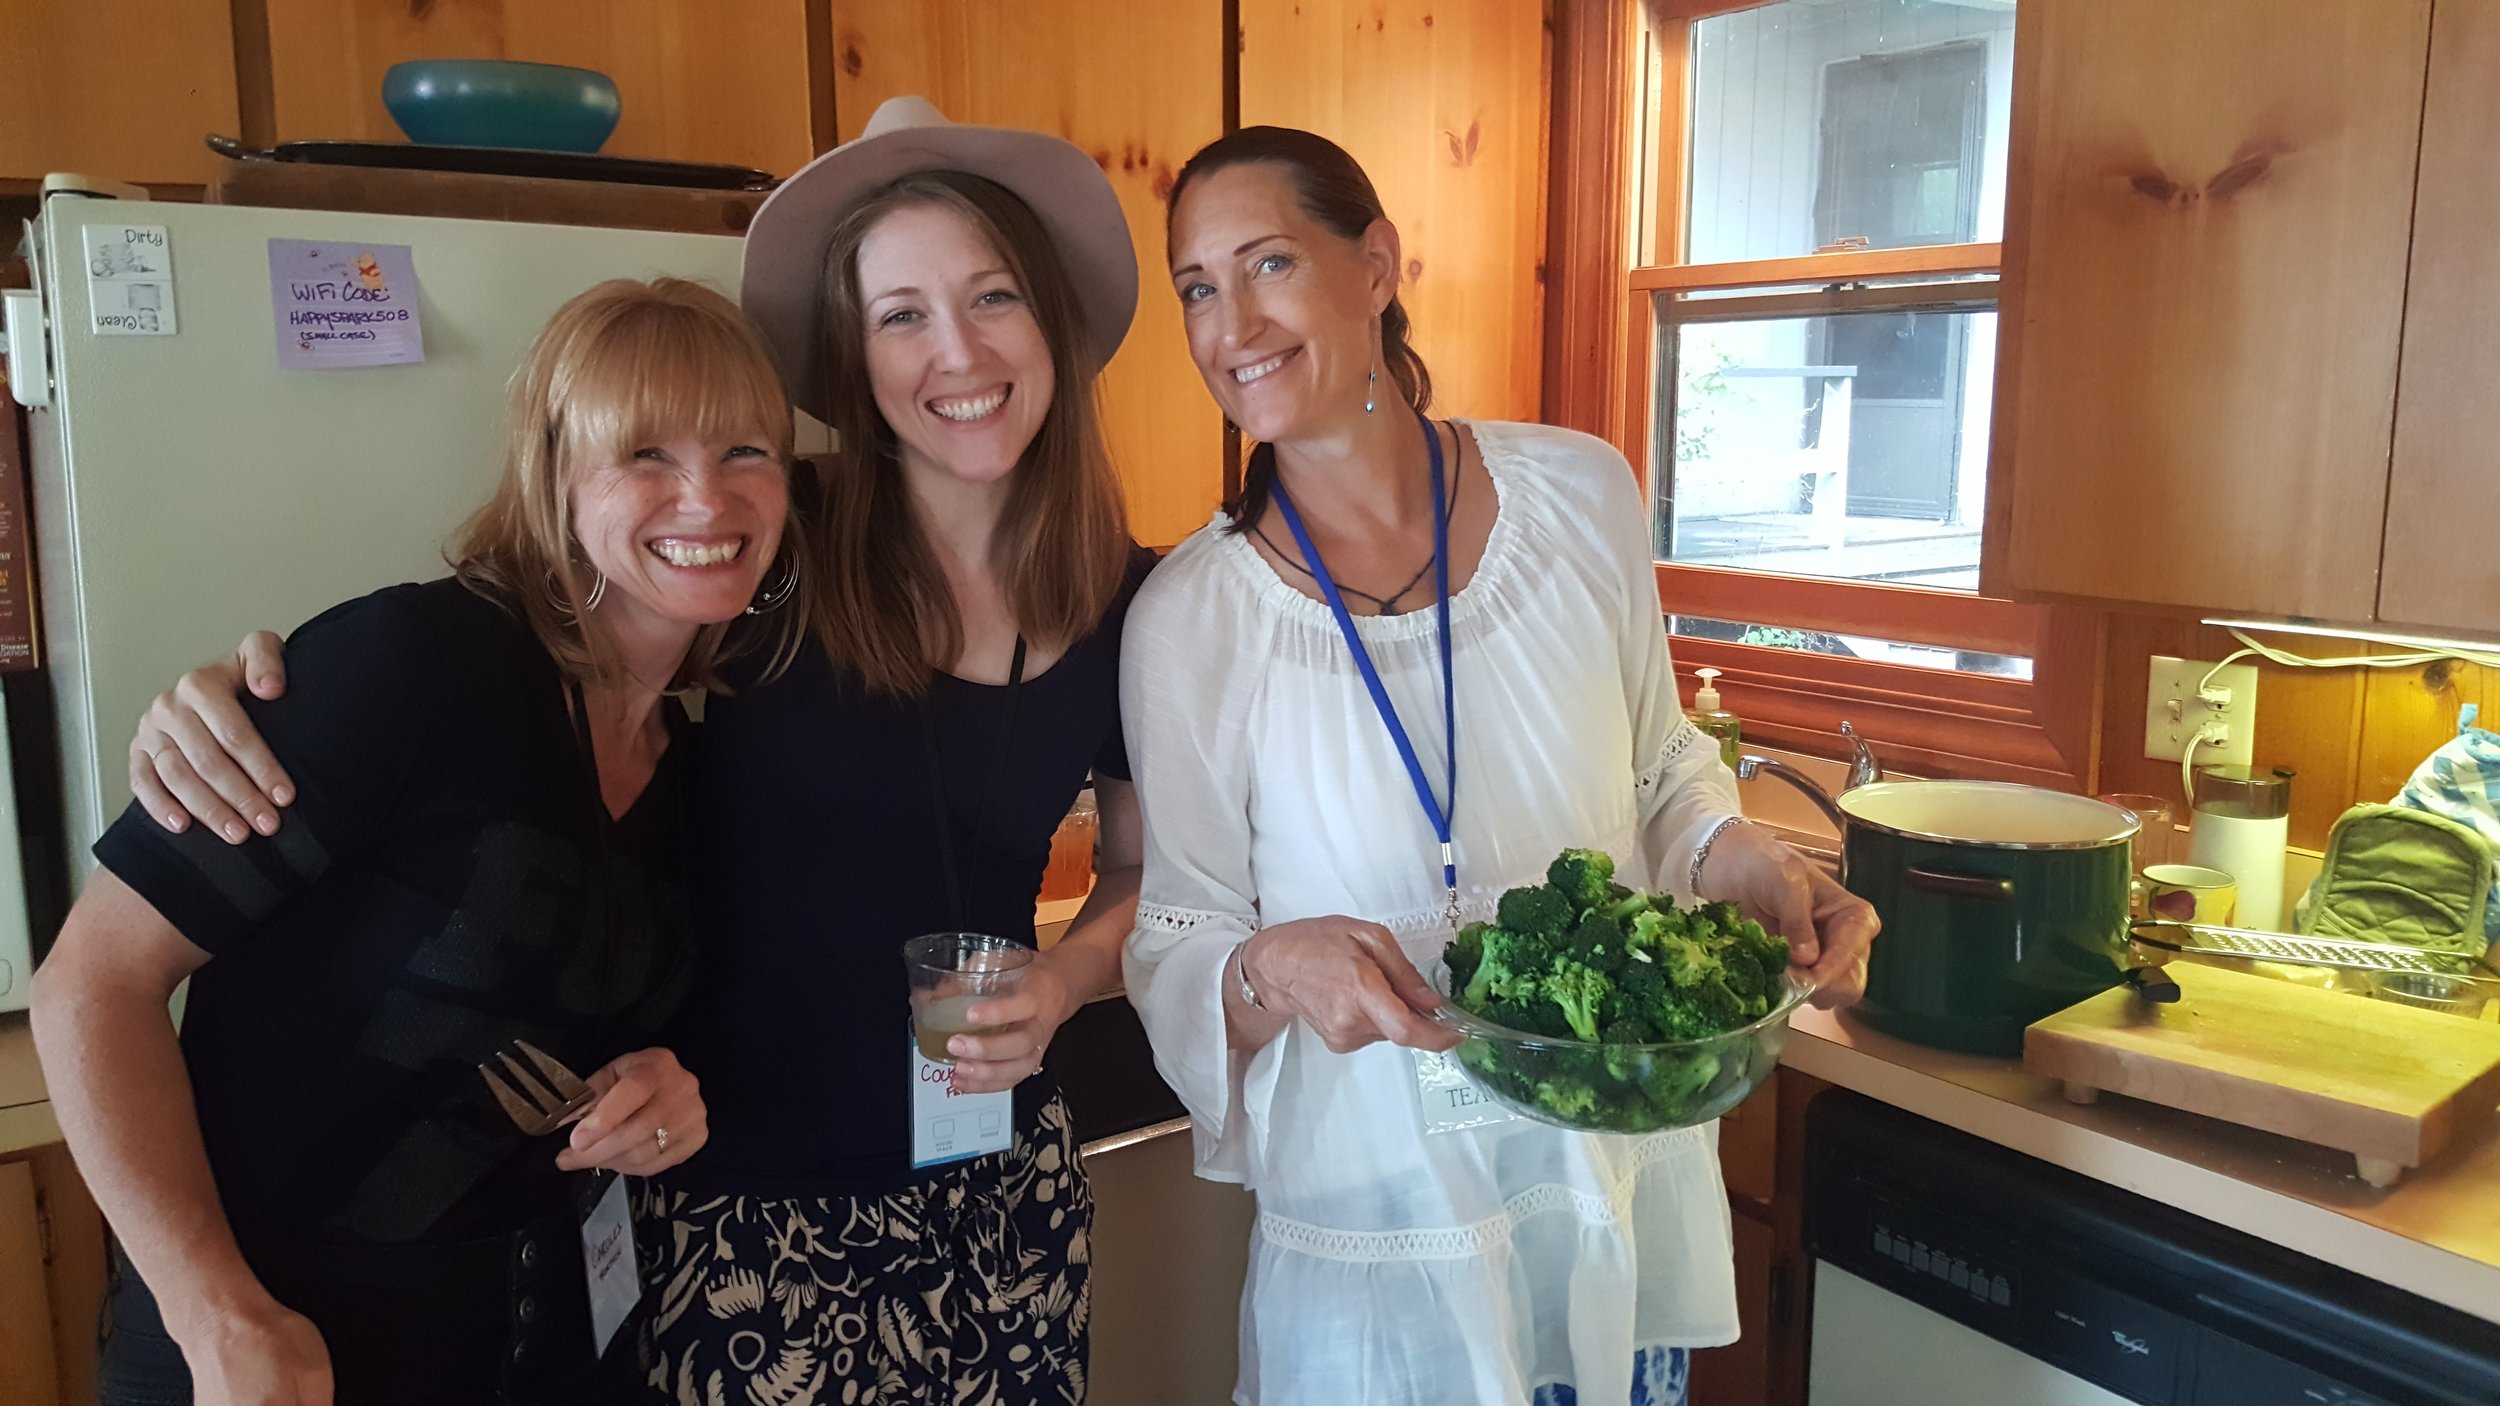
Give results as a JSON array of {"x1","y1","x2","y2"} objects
[{"x1": 2294, "y1": 803, "x2": 2494, "y2": 957}]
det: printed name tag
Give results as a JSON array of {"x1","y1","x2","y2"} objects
[
  {"x1": 1413, "y1": 1047, "x2": 1524, "y2": 1135},
  {"x1": 579, "y1": 1172, "x2": 639, "y2": 1357},
  {"x1": 910, "y1": 1027, "x2": 1014, "y2": 1168}
]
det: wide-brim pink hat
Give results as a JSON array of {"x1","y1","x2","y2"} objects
[{"x1": 741, "y1": 95, "x2": 1140, "y2": 422}]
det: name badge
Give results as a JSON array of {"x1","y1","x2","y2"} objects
[
  {"x1": 579, "y1": 1171, "x2": 639, "y2": 1357},
  {"x1": 1412, "y1": 1047, "x2": 1523, "y2": 1135},
  {"x1": 911, "y1": 1025, "x2": 1014, "y2": 1167}
]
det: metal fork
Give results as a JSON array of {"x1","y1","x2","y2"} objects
[{"x1": 477, "y1": 1039, "x2": 597, "y2": 1135}]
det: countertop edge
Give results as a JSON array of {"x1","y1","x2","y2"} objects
[{"x1": 1780, "y1": 1016, "x2": 2500, "y2": 1327}]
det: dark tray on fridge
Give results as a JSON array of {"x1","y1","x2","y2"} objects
[{"x1": 206, "y1": 134, "x2": 780, "y2": 191}]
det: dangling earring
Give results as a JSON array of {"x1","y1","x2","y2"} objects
[
  {"x1": 1364, "y1": 362, "x2": 1378, "y2": 415},
  {"x1": 544, "y1": 566, "x2": 605, "y2": 621},
  {"x1": 745, "y1": 552, "x2": 798, "y2": 615}
]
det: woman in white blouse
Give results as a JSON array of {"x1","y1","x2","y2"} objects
[{"x1": 1123, "y1": 127, "x2": 1881, "y2": 1406}]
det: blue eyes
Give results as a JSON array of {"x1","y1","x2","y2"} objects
[
  {"x1": 877, "y1": 288, "x2": 1021, "y2": 328},
  {"x1": 1179, "y1": 252, "x2": 1294, "y2": 306}
]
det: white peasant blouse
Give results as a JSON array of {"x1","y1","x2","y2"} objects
[{"x1": 1119, "y1": 420, "x2": 1747, "y2": 1406}]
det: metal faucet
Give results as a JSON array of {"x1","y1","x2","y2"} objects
[{"x1": 1735, "y1": 721, "x2": 1883, "y2": 834}]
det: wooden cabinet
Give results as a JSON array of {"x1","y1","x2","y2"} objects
[
  {"x1": 1692, "y1": 1068, "x2": 1826, "y2": 1406},
  {"x1": 1986, "y1": 0, "x2": 2453, "y2": 627},
  {"x1": 0, "y1": 1142, "x2": 108, "y2": 1406},
  {"x1": 2381, "y1": 0, "x2": 2500, "y2": 637},
  {"x1": 261, "y1": 0, "x2": 819, "y2": 177},
  {"x1": 1690, "y1": 1209, "x2": 1777, "y2": 1406},
  {"x1": 1239, "y1": 0, "x2": 1550, "y2": 426},
  {"x1": 828, "y1": 0, "x2": 1226, "y2": 549},
  {"x1": 0, "y1": 0, "x2": 241, "y2": 187}
]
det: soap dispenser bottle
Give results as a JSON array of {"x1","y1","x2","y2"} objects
[{"x1": 1687, "y1": 667, "x2": 1742, "y2": 770}]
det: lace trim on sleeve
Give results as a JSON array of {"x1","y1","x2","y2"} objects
[
  {"x1": 1636, "y1": 719, "x2": 1713, "y2": 796},
  {"x1": 1135, "y1": 899, "x2": 1251, "y2": 936}
]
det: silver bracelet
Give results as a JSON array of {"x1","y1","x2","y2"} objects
[
  {"x1": 1231, "y1": 938, "x2": 1269, "y2": 1012},
  {"x1": 1689, "y1": 815, "x2": 1749, "y2": 895}
]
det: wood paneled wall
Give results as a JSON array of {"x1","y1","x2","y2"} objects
[
  {"x1": 0, "y1": 0, "x2": 240, "y2": 187},
  {"x1": 7, "y1": 0, "x2": 1557, "y2": 546},
  {"x1": 1239, "y1": 0, "x2": 1552, "y2": 425},
  {"x1": 2097, "y1": 617, "x2": 2493, "y2": 853},
  {"x1": 828, "y1": 0, "x2": 1226, "y2": 549},
  {"x1": 261, "y1": 0, "x2": 819, "y2": 177}
]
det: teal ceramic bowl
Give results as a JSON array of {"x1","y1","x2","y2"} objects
[{"x1": 382, "y1": 60, "x2": 620, "y2": 152}]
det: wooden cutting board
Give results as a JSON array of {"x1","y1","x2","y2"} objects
[{"x1": 2024, "y1": 963, "x2": 2500, "y2": 1187}]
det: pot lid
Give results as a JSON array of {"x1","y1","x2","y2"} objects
[{"x1": 1840, "y1": 780, "x2": 2138, "y2": 849}]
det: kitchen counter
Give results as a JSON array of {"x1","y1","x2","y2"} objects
[{"x1": 1781, "y1": 1005, "x2": 2500, "y2": 1326}]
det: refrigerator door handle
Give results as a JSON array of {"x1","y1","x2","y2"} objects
[{"x1": 4, "y1": 289, "x2": 49, "y2": 408}]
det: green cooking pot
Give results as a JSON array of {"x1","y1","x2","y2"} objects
[{"x1": 1841, "y1": 781, "x2": 2138, "y2": 1056}]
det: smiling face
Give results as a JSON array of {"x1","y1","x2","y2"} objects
[
  {"x1": 1168, "y1": 161, "x2": 1399, "y2": 446},
  {"x1": 854, "y1": 201, "x2": 1056, "y2": 490},
  {"x1": 568, "y1": 432, "x2": 788, "y2": 643}
]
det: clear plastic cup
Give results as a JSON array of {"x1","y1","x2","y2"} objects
[{"x1": 903, "y1": 932, "x2": 1033, "y2": 1064}]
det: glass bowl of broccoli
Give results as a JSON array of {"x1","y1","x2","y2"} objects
[{"x1": 1431, "y1": 848, "x2": 1815, "y2": 1134}]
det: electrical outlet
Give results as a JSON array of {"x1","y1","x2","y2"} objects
[{"x1": 2143, "y1": 656, "x2": 2258, "y2": 765}]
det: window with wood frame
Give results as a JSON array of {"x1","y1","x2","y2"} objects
[{"x1": 1551, "y1": 0, "x2": 2092, "y2": 790}]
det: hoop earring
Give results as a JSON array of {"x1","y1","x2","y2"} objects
[
  {"x1": 545, "y1": 567, "x2": 606, "y2": 621},
  {"x1": 745, "y1": 552, "x2": 798, "y2": 615}
]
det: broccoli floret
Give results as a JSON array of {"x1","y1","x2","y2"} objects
[
  {"x1": 1462, "y1": 927, "x2": 1551, "y2": 1009},
  {"x1": 1544, "y1": 961, "x2": 1613, "y2": 1042},
  {"x1": 1657, "y1": 976, "x2": 1747, "y2": 1036},
  {"x1": 1601, "y1": 1014, "x2": 1661, "y2": 1045},
  {"x1": 1482, "y1": 994, "x2": 1572, "y2": 1039},
  {"x1": 1652, "y1": 1051, "x2": 1724, "y2": 1108},
  {"x1": 1496, "y1": 885, "x2": 1574, "y2": 939},
  {"x1": 1546, "y1": 849, "x2": 1617, "y2": 912},
  {"x1": 1445, "y1": 921, "x2": 1493, "y2": 991},
  {"x1": 1604, "y1": 889, "x2": 1656, "y2": 924},
  {"x1": 1534, "y1": 1077, "x2": 1600, "y2": 1121},
  {"x1": 1721, "y1": 945, "x2": 1788, "y2": 1012},
  {"x1": 1655, "y1": 931, "x2": 1725, "y2": 989},
  {"x1": 1622, "y1": 907, "x2": 1689, "y2": 963},
  {"x1": 1561, "y1": 911, "x2": 1629, "y2": 975}
]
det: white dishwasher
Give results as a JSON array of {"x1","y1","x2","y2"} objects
[{"x1": 1804, "y1": 1092, "x2": 2500, "y2": 1406}]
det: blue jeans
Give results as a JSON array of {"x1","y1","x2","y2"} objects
[
  {"x1": 96, "y1": 1251, "x2": 191, "y2": 1406},
  {"x1": 1530, "y1": 1347, "x2": 1691, "y2": 1406}
]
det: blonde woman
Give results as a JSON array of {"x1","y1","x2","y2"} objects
[{"x1": 32, "y1": 278, "x2": 808, "y2": 1406}]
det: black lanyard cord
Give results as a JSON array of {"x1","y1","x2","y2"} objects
[{"x1": 918, "y1": 636, "x2": 1027, "y2": 932}]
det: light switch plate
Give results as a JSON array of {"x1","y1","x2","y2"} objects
[{"x1": 2144, "y1": 656, "x2": 2257, "y2": 765}]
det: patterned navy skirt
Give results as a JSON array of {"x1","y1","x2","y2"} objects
[{"x1": 636, "y1": 1093, "x2": 1091, "y2": 1405}]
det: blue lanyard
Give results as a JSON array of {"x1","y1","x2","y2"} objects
[{"x1": 1270, "y1": 411, "x2": 1460, "y2": 929}]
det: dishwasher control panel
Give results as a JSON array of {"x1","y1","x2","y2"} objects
[{"x1": 1804, "y1": 1093, "x2": 2498, "y2": 1406}]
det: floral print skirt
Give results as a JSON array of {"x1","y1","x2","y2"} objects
[{"x1": 636, "y1": 1094, "x2": 1092, "y2": 1406}]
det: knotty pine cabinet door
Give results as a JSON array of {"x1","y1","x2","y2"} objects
[
  {"x1": 0, "y1": 0, "x2": 240, "y2": 186},
  {"x1": 1987, "y1": 0, "x2": 2430, "y2": 622},
  {"x1": 2381, "y1": 0, "x2": 2500, "y2": 638}
]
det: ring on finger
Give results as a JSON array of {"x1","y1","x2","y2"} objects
[{"x1": 653, "y1": 1125, "x2": 669, "y2": 1156}]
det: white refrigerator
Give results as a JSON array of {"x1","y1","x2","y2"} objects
[{"x1": 2, "y1": 194, "x2": 751, "y2": 1011}]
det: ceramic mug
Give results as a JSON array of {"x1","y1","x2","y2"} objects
[{"x1": 2143, "y1": 863, "x2": 2237, "y2": 926}]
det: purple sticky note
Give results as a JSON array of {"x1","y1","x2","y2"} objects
[{"x1": 269, "y1": 239, "x2": 425, "y2": 369}]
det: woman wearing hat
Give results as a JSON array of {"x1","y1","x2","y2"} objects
[
  {"x1": 1119, "y1": 128, "x2": 1879, "y2": 1404},
  {"x1": 119, "y1": 101, "x2": 1150, "y2": 1405}
]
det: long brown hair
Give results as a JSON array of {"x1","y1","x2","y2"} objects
[
  {"x1": 809, "y1": 171, "x2": 1130, "y2": 697},
  {"x1": 1164, "y1": 126, "x2": 1437, "y2": 534},
  {"x1": 451, "y1": 277, "x2": 810, "y2": 690}
]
